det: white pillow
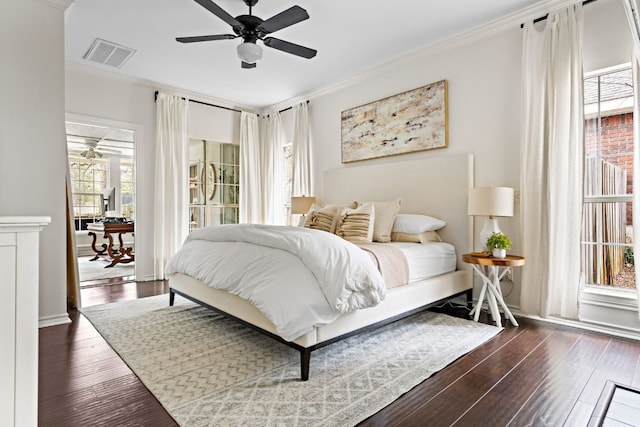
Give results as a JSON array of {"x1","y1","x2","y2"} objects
[{"x1": 391, "y1": 214, "x2": 446, "y2": 233}]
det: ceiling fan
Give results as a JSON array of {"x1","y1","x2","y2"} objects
[
  {"x1": 78, "y1": 138, "x2": 123, "y2": 160},
  {"x1": 80, "y1": 140, "x2": 103, "y2": 159},
  {"x1": 176, "y1": 0, "x2": 317, "y2": 69}
]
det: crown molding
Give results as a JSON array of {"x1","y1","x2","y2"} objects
[
  {"x1": 266, "y1": 0, "x2": 584, "y2": 112},
  {"x1": 31, "y1": 0, "x2": 74, "y2": 11}
]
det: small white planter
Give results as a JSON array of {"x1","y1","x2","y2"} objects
[{"x1": 492, "y1": 248, "x2": 506, "y2": 259}]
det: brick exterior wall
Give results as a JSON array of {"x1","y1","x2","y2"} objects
[{"x1": 584, "y1": 112, "x2": 634, "y2": 224}]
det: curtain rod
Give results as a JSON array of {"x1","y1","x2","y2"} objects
[
  {"x1": 154, "y1": 91, "x2": 242, "y2": 113},
  {"x1": 520, "y1": 0, "x2": 597, "y2": 28},
  {"x1": 267, "y1": 100, "x2": 310, "y2": 117},
  {"x1": 153, "y1": 91, "x2": 309, "y2": 115}
]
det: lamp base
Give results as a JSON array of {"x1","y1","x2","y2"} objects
[{"x1": 479, "y1": 217, "x2": 501, "y2": 252}]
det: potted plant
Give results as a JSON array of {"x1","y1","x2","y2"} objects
[{"x1": 486, "y1": 232, "x2": 512, "y2": 259}]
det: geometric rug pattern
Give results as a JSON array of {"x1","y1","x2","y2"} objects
[{"x1": 81, "y1": 295, "x2": 501, "y2": 426}]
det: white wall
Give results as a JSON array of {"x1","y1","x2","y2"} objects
[
  {"x1": 1, "y1": 0, "x2": 71, "y2": 326},
  {"x1": 188, "y1": 101, "x2": 240, "y2": 143}
]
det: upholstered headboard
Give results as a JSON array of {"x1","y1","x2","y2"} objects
[{"x1": 321, "y1": 153, "x2": 474, "y2": 269}]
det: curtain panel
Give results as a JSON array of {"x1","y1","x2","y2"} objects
[
  {"x1": 239, "y1": 112, "x2": 263, "y2": 224},
  {"x1": 154, "y1": 93, "x2": 189, "y2": 280},
  {"x1": 520, "y1": 4, "x2": 584, "y2": 319},
  {"x1": 292, "y1": 102, "x2": 312, "y2": 197},
  {"x1": 261, "y1": 112, "x2": 285, "y2": 225}
]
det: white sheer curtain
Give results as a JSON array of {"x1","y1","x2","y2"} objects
[
  {"x1": 239, "y1": 112, "x2": 263, "y2": 223},
  {"x1": 292, "y1": 102, "x2": 311, "y2": 197},
  {"x1": 623, "y1": 0, "x2": 640, "y2": 315},
  {"x1": 154, "y1": 93, "x2": 189, "y2": 280},
  {"x1": 261, "y1": 111, "x2": 286, "y2": 225},
  {"x1": 520, "y1": 4, "x2": 584, "y2": 319}
]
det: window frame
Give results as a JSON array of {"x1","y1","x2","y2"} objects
[{"x1": 581, "y1": 63, "x2": 635, "y2": 294}]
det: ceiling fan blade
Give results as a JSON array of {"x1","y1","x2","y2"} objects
[
  {"x1": 258, "y1": 5, "x2": 309, "y2": 34},
  {"x1": 263, "y1": 37, "x2": 317, "y2": 59},
  {"x1": 193, "y1": 0, "x2": 243, "y2": 30},
  {"x1": 241, "y1": 61, "x2": 257, "y2": 69},
  {"x1": 176, "y1": 34, "x2": 237, "y2": 43}
]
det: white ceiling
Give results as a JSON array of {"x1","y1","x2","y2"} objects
[{"x1": 65, "y1": 0, "x2": 544, "y2": 109}]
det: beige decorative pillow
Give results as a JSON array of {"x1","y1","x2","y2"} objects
[
  {"x1": 391, "y1": 231, "x2": 442, "y2": 243},
  {"x1": 365, "y1": 199, "x2": 402, "y2": 243},
  {"x1": 303, "y1": 204, "x2": 341, "y2": 233},
  {"x1": 334, "y1": 202, "x2": 375, "y2": 242},
  {"x1": 303, "y1": 202, "x2": 358, "y2": 233}
]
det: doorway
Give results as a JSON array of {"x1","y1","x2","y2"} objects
[{"x1": 66, "y1": 119, "x2": 136, "y2": 285}]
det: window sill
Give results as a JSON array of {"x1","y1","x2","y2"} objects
[{"x1": 581, "y1": 286, "x2": 638, "y2": 310}]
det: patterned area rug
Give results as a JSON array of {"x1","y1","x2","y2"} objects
[
  {"x1": 78, "y1": 256, "x2": 134, "y2": 282},
  {"x1": 81, "y1": 294, "x2": 501, "y2": 426}
]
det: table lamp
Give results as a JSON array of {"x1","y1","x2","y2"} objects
[
  {"x1": 291, "y1": 195, "x2": 316, "y2": 226},
  {"x1": 468, "y1": 187, "x2": 514, "y2": 251}
]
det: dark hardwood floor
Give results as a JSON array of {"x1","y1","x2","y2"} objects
[{"x1": 39, "y1": 281, "x2": 640, "y2": 427}]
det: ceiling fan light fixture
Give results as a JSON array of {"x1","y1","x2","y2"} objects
[{"x1": 237, "y1": 41, "x2": 262, "y2": 64}]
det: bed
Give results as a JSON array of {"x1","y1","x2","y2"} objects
[{"x1": 167, "y1": 153, "x2": 474, "y2": 380}]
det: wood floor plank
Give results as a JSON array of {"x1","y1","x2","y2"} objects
[
  {"x1": 39, "y1": 374, "x2": 178, "y2": 427},
  {"x1": 507, "y1": 332, "x2": 613, "y2": 426},
  {"x1": 39, "y1": 358, "x2": 132, "y2": 400},
  {"x1": 39, "y1": 314, "x2": 101, "y2": 349},
  {"x1": 578, "y1": 338, "x2": 640, "y2": 405},
  {"x1": 452, "y1": 328, "x2": 583, "y2": 426},
  {"x1": 358, "y1": 321, "x2": 527, "y2": 427},
  {"x1": 383, "y1": 325, "x2": 558, "y2": 427},
  {"x1": 39, "y1": 337, "x2": 115, "y2": 371}
]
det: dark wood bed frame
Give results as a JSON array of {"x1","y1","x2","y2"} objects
[{"x1": 169, "y1": 287, "x2": 473, "y2": 381}]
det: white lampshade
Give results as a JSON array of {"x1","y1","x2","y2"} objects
[
  {"x1": 468, "y1": 187, "x2": 514, "y2": 251},
  {"x1": 468, "y1": 187, "x2": 515, "y2": 218},
  {"x1": 237, "y1": 42, "x2": 262, "y2": 64},
  {"x1": 291, "y1": 196, "x2": 316, "y2": 215}
]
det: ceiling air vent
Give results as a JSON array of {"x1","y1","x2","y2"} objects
[{"x1": 83, "y1": 38, "x2": 136, "y2": 68}]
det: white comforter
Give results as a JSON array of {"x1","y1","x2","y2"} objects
[{"x1": 165, "y1": 224, "x2": 386, "y2": 341}]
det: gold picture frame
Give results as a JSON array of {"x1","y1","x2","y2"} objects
[{"x1": 341, "y1": 80, "x2": 448, "y2": 163}]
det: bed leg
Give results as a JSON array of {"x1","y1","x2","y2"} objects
[
  {"x1": 466, "y1": 288, "x2": 473, "y2": 310},
  {"x1": 300, "y1": 349, "x2": 311, "y2": 381},
  {"x1": 169, "y1": 289, "x2": 175, "y2": 306}
]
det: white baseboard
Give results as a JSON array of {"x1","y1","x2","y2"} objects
[
  {"x1": 509, "y1": 309, "x2": 640, "y2": 341},
  {"x1": 39, "y1": 313, "x2": 72, "y2": 328}
]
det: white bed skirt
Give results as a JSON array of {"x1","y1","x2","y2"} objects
[{"x1": 168, "y1": 269, "x2": 472, "y2": 348}]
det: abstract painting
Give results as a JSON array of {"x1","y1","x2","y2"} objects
[{"x1": 341, "y1": 80, "x2": 448, "y2": 163}]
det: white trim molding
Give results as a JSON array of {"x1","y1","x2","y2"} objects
[
  {"x1": 31, "y1": 0, "x2": 73, "y2": 11},
  {"x1": 38, "y1": 314, "x2": 72, "y2": 328}
]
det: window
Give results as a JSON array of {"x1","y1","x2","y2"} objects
[
  {"x1": 188, "y1": 139, "x2": 240, "y2": 232},
  {"x1": 581, "y1": 65, "x2": 635, "y2": 291},
  {"x1": 69, "y1": 156, "x2": 108, "y2": 230},
  {"x1": 120, "y1": 159, "x2": 134, "y2": 218}
]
